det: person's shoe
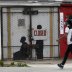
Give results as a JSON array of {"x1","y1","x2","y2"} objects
[{"x1": 57, "y1": 64, "x2": 64, "y2": 69}]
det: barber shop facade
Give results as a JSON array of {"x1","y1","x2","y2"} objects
[{"x1": 0, "y1": 1, "x2": 72, "y2": 60}]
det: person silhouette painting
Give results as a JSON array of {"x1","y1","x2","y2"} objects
[
  {"x1": 13, "y1": 36, "x2": 29, "y2": 60},
  {"x1": 20, "y1": 36, "x2": 29, "y2": 59}
]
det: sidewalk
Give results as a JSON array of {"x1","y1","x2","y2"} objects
[
  {"x1": 0, "y1": 59, "x2": 72, "y2": 72},
  {"x1": 3, "y1": 59, "x2": 72, "y2": 65},
  {"x1": 0, "y1": 62, "x2": 72, "y2": 72}
]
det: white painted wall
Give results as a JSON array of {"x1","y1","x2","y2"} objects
[
  {"x1": 3, "y1": 8, "x2": 30, "y2": 59},
  {"x1": 2, "y1": 7, "x2": 59, "y2": 59},
  {"x1": 32, "y1": 8, "x2": 59, "y2": 58}
]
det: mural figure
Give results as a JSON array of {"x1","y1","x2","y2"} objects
[
  {"x1": 36, "y1": 25, "x2": 43, "y2": 59},
  {"x1": 13, "y1": 36, "x2": 30, "y2": 60}
]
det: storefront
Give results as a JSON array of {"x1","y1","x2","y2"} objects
[{"x1": 0, "y1": 0, "x2": 63, "y2": 60}]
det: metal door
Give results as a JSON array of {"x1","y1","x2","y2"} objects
[
  {"x1": 2, "y1": 8, "x2": 30, "y2": 59},
  {"x1": 32, "y1": 7, "x2": 59, "y2": 58}
]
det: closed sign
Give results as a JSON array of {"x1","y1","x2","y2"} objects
[
  {"x1": 34, "y1": 30, "x2": 46, "y2": 36},
  {"x1": 32, "y1": 29, "x2": 47, "y2": 40}
]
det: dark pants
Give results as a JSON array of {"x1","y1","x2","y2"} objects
[
  {"x1": 36, "y1": 40, "x2": 43, "y2": 59},
  {"x1": 61, "y1": 44, "x2": 72, "y2": 65}
]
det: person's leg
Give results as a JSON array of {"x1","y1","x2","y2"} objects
[
  {"x1": 58, "y1": 45, "x2": 71, "y2": 69},
  {"x1": 61, "y1": 45, "x2": 71, "y2": 65}
]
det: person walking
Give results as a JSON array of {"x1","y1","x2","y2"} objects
[{"x1": 57, "y1": 17, "x2": 72, "y2": 69}]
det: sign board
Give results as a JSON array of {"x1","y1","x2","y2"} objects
[
  {"x1": 32, "y1": 29, "x2": 47, "y2": 40},
  {"x1": 60, "y1": 12, "x2": 64, "y2": 34}
]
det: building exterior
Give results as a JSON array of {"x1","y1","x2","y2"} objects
[{"x1": 0, "y1": 0, "x2": 72, "y2": 60}]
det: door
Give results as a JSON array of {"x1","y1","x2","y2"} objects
[
  {"x1": 2, "y1": 8, "x2": 30, "y2": 59},
  {"x1": 32, "y1": 7, "x2": 59, "y2": 58}
]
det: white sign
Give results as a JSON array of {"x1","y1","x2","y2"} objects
[
  {"x1": 32, "y1": 29, "x2": 47, "y2": 40},
  {"x1": 60, "y1": 12, "x2": 64, "y2": 34}
]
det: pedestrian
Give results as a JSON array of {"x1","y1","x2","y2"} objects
[{"x1": 57, "y1": 16, "x2": 72, "y2": 69}]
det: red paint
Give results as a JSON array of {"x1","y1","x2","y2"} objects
[{"x1": 59, "y1": 4, "x2": 72, "y2": 58}]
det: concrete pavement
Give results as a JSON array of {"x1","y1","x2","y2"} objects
[
  {"x1": 0, "y1": 64, "x2": 72, "y2": 72},
  {"x1": 0, "y1": 59, "x2": 72, "y2": 72}
]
